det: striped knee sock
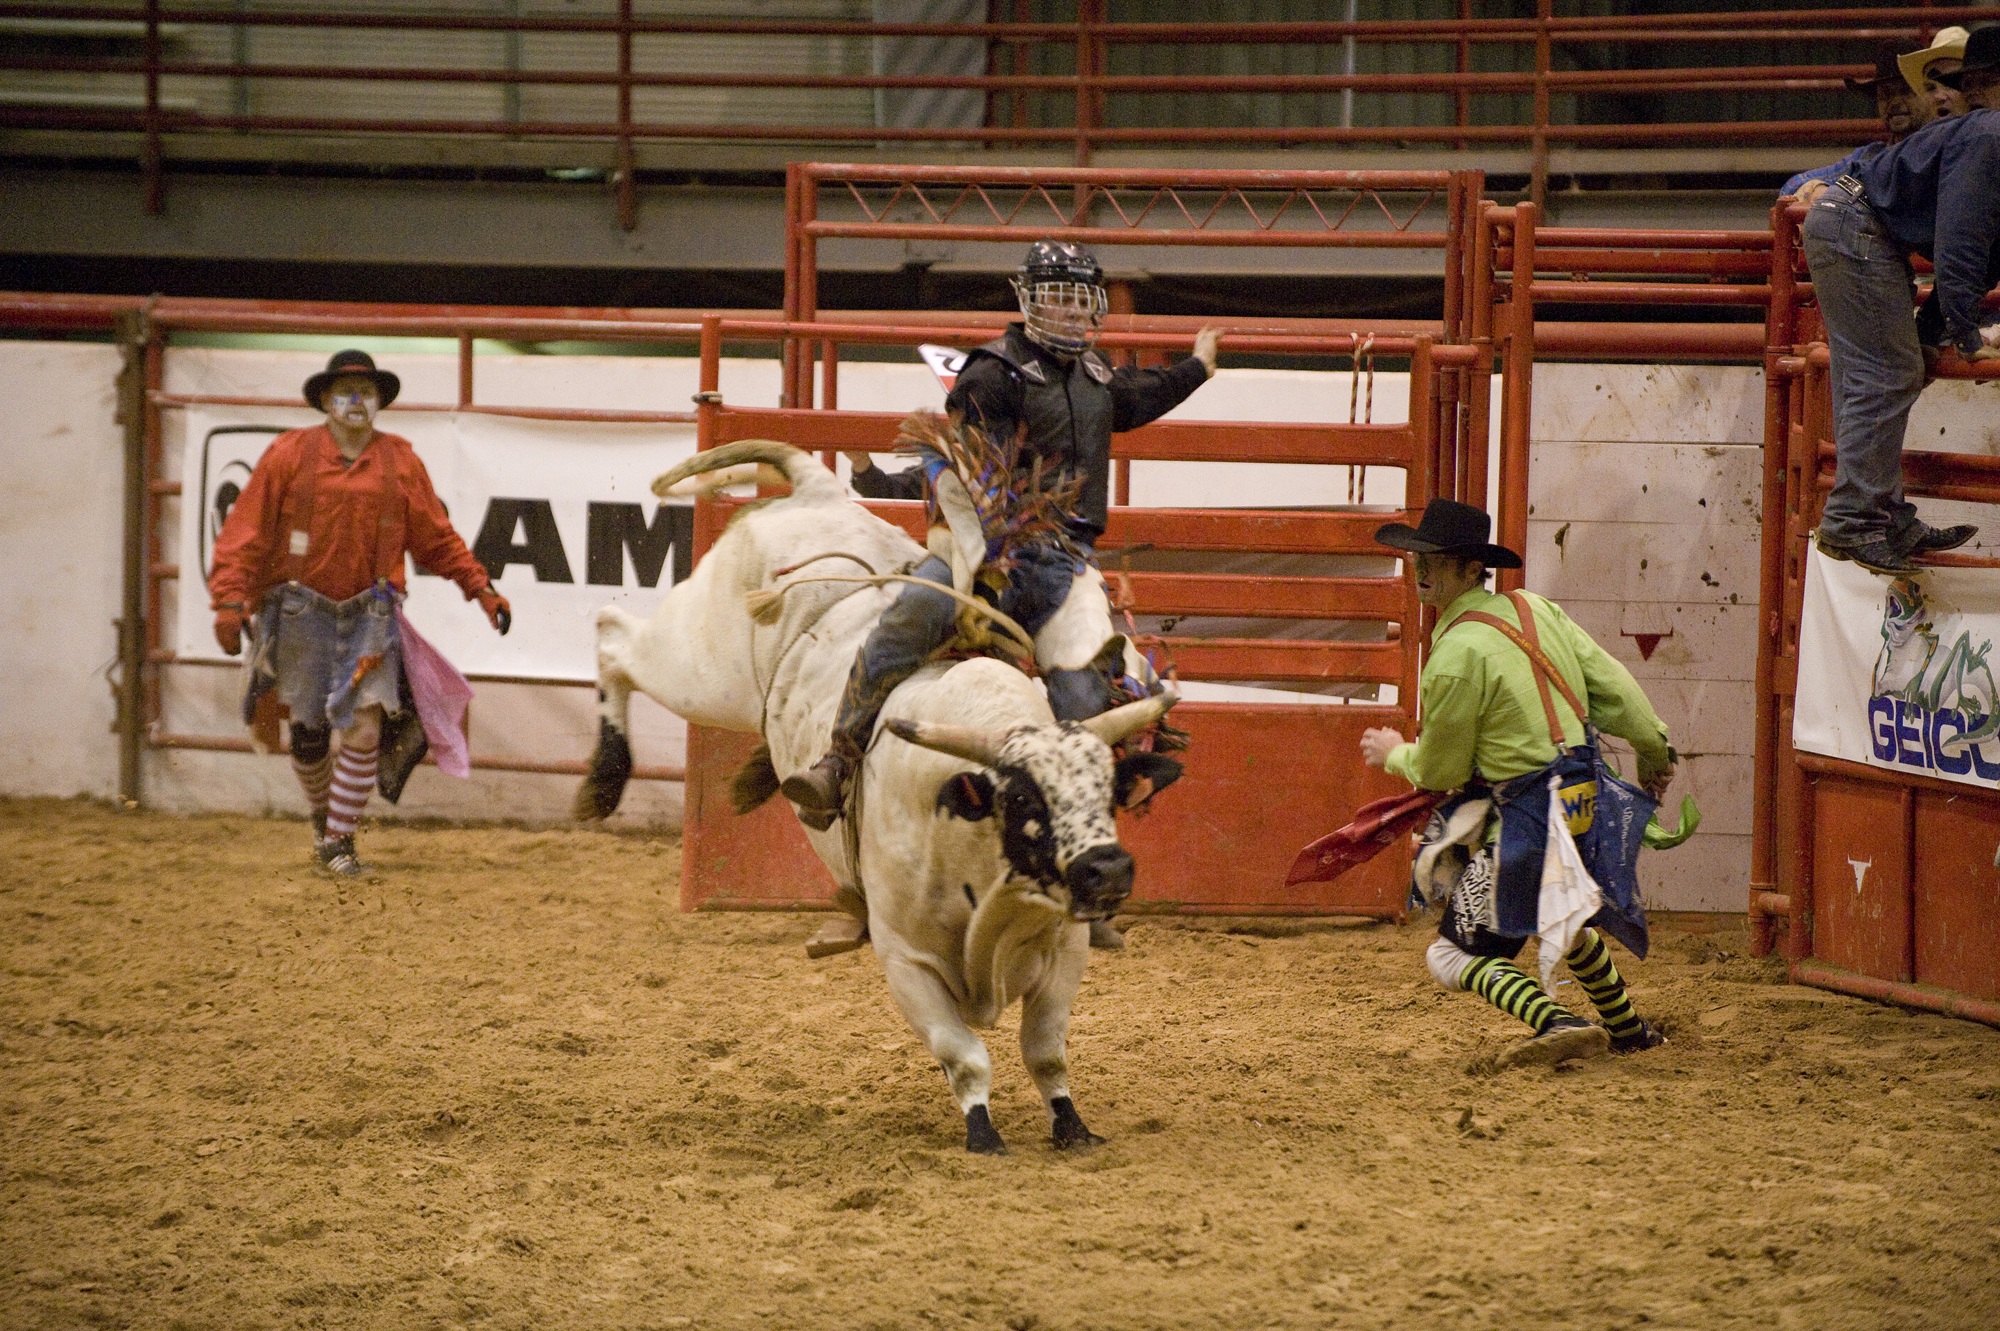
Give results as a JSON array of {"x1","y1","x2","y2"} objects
[
  {"x1": 292, "y1": 752, "x2": 333, "y2": 815},
  {"x1": 1564, "y1": 928, "x2": 1645, "y2": 1041},
  {"x1": 325, "y1": 742, "x2": 378, "y2": 838},
  {"x1": 1461, "y1": 956, "x2": 1572, "y2": 1034}
]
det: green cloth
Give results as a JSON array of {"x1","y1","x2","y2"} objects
[{"x1": 1384, "y1": 586, "x2": 1672, "y2": 792}]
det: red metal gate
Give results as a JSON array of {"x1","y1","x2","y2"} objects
[{"x1": 1750, "y1": 203, "x2": 2000, "y2": 1027}]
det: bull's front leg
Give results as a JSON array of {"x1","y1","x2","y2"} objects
[
  {"x1": 574, "y1": 610, "x2": 638, "y2": 820},
  {"x1": 1020, "y1": 925, "x2": 1104, "y2": 1151},
  {"x1": 880, "y1": 953, "x2": 1004, "y2": 1155}
]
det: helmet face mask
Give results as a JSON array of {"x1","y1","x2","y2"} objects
[
  {"x1": 1013, "y1": 240, "x2": 1107, "y2": 357},
  {"x1": 1013, "y1": 277, "x2": 1108, "y2": 357}
]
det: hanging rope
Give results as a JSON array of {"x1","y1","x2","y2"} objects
[{"x1": 1347, "y1": 332, "x2": 1376, "y2": 504}]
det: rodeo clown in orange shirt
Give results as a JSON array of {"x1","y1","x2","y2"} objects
[{"x1": 208, "y1": 350, "x2": 510, "y2": 877}]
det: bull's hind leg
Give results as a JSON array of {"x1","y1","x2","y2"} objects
[
  {"x1": 1021, "y1": 928, "x2": 1104, "y2": 1150},
  {"x1": 575, "y1": 610, "x2": 638, "y2": 820},
  {"x1": 880, "y1": 954, "x2": 1004, "y2": 1154}
]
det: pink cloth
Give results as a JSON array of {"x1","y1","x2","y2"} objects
[{"x1": 395, "y1": 608, "x2": 474, "y2": 779}]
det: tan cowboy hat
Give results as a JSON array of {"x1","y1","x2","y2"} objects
[{"x1": 1899, "y1": 26, "x2": 1969, "y2": 97}]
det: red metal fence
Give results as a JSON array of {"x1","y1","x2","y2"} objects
[
  {"x1": 780, "y1": 162, "x2": 1487, "y2": 499},
  {"x1": 1748, "y1": 201, "x2": 2000, "y2": 1028},
  {"x1": 4, "y1": 4, "x2": 1994, "y2": 219}
]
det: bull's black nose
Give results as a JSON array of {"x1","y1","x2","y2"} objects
[{"x1": 1065, "y1": 845, "x2": 1134, "y2": 915}]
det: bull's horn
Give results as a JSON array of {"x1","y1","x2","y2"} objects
[
  {"x1": 1080, "y1": 691, "x2": 1178, "y2": 747},
  {"x1": 886, "y1": 719, "x2": 1005, "y2": 768}
]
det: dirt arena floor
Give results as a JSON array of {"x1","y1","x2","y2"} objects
[{"x1": 4, "y1": 797, "x2": 1999, "y2": 1331}]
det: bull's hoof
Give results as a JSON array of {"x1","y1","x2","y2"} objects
[
  {"x1": 1049, "y1": 1096, "x2": 1105, "y2": 1151},
  {"x1": 1087, "y1": 919, "x2": 1126, "y2": 951},
  {"x1": 804, "y1": 914, "x2": 868, "y2": 959},
  {"x1": 965, "y1": 1104, "x2": 1007, "y2": 1155}
]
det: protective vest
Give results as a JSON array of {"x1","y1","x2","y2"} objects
[{"x1": 963, "y1": 327, "x2": 1117, "y2": 539}]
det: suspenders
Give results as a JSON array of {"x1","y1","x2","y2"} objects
[
  {"x1": 276, "y1": 428, "x2": 406, "y2": 588},
  {"x1": 1454, "y1": 589, "x2": 1589, "y2": 747}
]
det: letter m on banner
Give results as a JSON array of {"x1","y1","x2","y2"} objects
[{"x1": 586, "y1": 502, "x2": 693, "y2": 588}]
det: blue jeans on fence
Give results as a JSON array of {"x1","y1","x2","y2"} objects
[{"x1": 1801, "y1": 185, "x2": 1924, "y2": 551}]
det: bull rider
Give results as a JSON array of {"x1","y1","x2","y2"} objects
[
  {"x1": 789, "y1": 239, "x2": 1220, "y2": 949},
  {"x1": 208, "y1": 350, "x2": 510, "y2": 877},
  {"x1": 1359, "y1": 500, "x2": 1675, "y2": 1069}
]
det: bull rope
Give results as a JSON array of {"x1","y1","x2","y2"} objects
[{"x1": 745, "y1": 571, "x2": 1039, "y2": 664}]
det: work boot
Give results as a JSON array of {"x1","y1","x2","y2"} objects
[
  {"x1": 1497, "y1": 1014, "x2": 1610, "y2": 1070},
  {"x1": 1610, "y1": 1019, "x2": 1668, "y2": 1054},
  {"x1": 1814, "y1": 530, "x2": 1915, "y2": 576},
  {"x1": 1909, "y1": 522, "x2": 1977, "y2": 554},
  {"x1": 317, "y1": 833, "x2": 365, "y2": 879},
  {"x1": 310, "y1": 809, "x2": 328, "y2": 857},
  {"x1": 785, "y1": 565, "x2": 956, "y2": 832},
  {"x1": 1087, "y1": 919, "x2": 1126, "y2": 951},
  {"x1": 781, "y1": 751, "x2": 853, "y2": 832}
]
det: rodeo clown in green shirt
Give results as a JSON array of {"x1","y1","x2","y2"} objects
[{"x1": 1360, "y1": 499, "x2": 1678, "y2": 1069}]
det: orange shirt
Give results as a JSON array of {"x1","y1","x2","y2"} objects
[{"x1": 208, "y1": 425, "x2": 491, "y2": 610}]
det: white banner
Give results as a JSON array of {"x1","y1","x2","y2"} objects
[
  {"x1": 177, "y1": 409, "x2": 701, "y2": 681},
  {"x1": 1794, "y1": 546, "x2": 2000, "y2": 788}
]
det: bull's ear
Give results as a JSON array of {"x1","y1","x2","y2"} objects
[
  {"x1": 936, "y1": 772, "x2": 997, "y2": 821},
  {"x1": 1114, "y1": 753, "x2": 1183, "y2": 811}
]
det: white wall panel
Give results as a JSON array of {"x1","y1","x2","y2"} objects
[
  {"x1": 1530, "y1": 362, "x2": 1764, "y2": 447},
  {"x1": 1527, "y1": 365, "x2": 1766, "y2": 913},
  {"x1": 0, "y1": 343, "x2": 125, "y2": 802}
]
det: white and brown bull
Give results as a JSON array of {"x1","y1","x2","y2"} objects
[{"x1": 576, "y1": 441, "x2": 1181, "y2": 1154}]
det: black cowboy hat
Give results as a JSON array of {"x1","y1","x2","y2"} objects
[
  {"x1": 1933, "y1": 25, "x2": 2000, "y2": 88},
  {"x1": 1845, "y1": 44, "x2": 1909, "y2": 93},
  {"x1": 302, "y1": 348, "x2": 400, "y2": 411},
  {"x1": 1374, "y1": 498, "x2": 1523, "y2": 570}
]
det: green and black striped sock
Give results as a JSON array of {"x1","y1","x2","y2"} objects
[
  {"x1": 1563, "y1": 928, "x2": 1645, "y2": 1041},
  {"x1": 1461, "y1": 956, "x2": 1572, "y2": 1033}
]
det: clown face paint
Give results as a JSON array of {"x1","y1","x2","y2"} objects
[{"x1": 323, "y1": 375, "x2": 380, "y2": 431}]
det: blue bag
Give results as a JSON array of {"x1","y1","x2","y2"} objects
[{"x1": 1457, "y1": 594, "x2": 1660, "y2": 959}]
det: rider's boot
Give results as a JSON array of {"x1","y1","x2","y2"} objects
[
  {"x1": 1044, "y1": 663, "x2": 1114, "y2": 723},
  {"x1": 782, "y1": 731, "x2": 863, "y2": 832},
  {"x1": 782, "y1": 558, "x2": 957, "y2": 831}
]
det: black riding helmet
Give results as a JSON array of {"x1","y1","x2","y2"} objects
[
  {"x1": 1020, "y1": 239, "x2": 1103, "y2": 287},
  {"x1": 1012, "y1": 240, "x2": 1108, "y2": 357}
]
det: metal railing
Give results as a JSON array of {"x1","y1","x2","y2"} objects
[{"x1": 3, "y1": 4, "x2": 1993, "y2": 222}]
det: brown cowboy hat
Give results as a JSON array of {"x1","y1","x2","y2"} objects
[
  {"x1": 1374, "y1": 498, "x2": 1523, "y2": 570},
  {"x1": 1844, "y1": 45, "x2": 1908, "y2": 93},
  {"x1": 302, "y1": 348, "x2": 400, "y2": 411}
]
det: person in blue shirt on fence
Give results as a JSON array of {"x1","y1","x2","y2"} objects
[
  {"x1": 1780, "y1": 44, "x2": 1935, "y2": 205},
  {"x1": 1803, "y1": 24, "x2": 2000, "y2": 577}
]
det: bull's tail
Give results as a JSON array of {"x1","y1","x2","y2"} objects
[{"x1": 650, "y1": 439, "x2": 847, "y2": 507}]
